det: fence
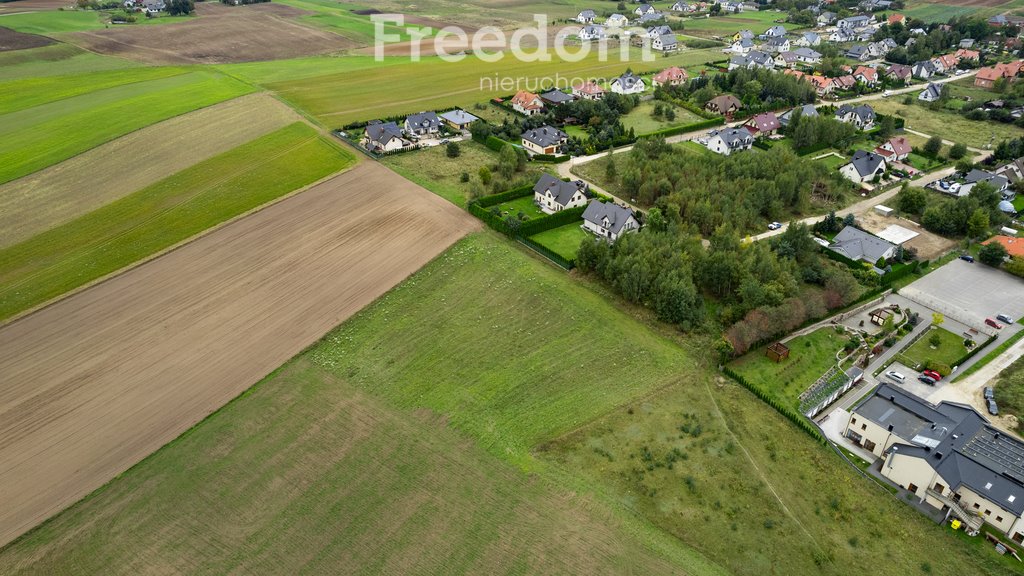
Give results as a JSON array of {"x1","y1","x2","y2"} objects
[{"x1": 721, "y1": 365, "x2": 827, "y2": 444}]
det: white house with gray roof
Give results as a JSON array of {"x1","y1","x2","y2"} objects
[
  {"x1": 521, "y1": 126, "x2": 568, "y2": 155},
  {"x1": 847, "y1": 384, "x2": 1024, "y2": 542},
  {"x1": 610, "y1": 72, "x2": 646, "y2": 95},
  {"x1": 828, "y1": 225, "x2": 895, "y2": 262},
  {"x1": 582, "y1": 200, "x2": 639, "y2": 241},
  {"x1": 835, "y1": 104, "x2": 875, "y2": 130},
  {"x1": 705, "y1": 127, "x2": 753, "y2": 155},
  {"x1": 365, "y1": 121, "x2": 408, "y2": 152},
  {"x1": 795, "y1": 32, "x2": 821, "y2": 47},
  {"x1": 576, "y1": 9, "x2": 596, "y2": 23},
  {"x1": 839, "y1": 150, "x2": 887, "y2": 184},
  {"x1": 605, "y1": 13, "x2": 628, "y2": 27},
  {"x1": 533, "y1": 174, "x2": 588, "y2": 214},
  {"x1": 404, "y1": 111, "x2": 441, "y2": 136},
  {"x1": 578, "y1": 24, "x2": 605, "y2": 41},
  {"x1": 652, "y1": 32, "x2": 677, "y2": 52}
]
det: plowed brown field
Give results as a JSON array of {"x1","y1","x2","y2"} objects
[{"x1": 0, "y1": 161, "x2": 478, "y2": 547}]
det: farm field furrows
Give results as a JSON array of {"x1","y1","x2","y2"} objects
[
  {"x1": 0, "y1": 43, "x2": 142, "y2": 81},
  {"x1": 0, "y1": 93, "x2": 304, "y2": 249},
  {"x1": 0, "y1": 161, "x2": 480, "y2": 548},
  {"x1": 0, "y1": 69, "x2": 254, "y2": 185},
  {"x1": 0, "y1": 66, "x2": 188, "y2": 114},
  {"x1": 0, "y1": 122, "x2": 351, "y2": 321},
  {"x1": 266, "y1": 47, "x2": 723, "y2": 125}
]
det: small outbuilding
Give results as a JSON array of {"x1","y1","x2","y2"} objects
[{"x1": 766, "y1": 341, "x2": 790, "y2": 362}]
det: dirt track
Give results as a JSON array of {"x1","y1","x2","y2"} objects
[
  {"x1": 66, "y1": 3, "x2": 355, "y2": 64},
  {"x1": 0, "y1": 161, "x2": 479, "y2": 547}
]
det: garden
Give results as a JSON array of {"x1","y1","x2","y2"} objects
[
  {"x1": 891, "y1": 326, "x2": 970, "y2": 376},
  {"x1": 528, "y1": 222, "x2": 591, "y2": 262}
]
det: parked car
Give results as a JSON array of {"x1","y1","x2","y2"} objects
[
  {"x1": 768, "y1": 222, "x2": 783, "y2": 230},
  {"x1": 886, "y1": 370, "x2": 906, "y2": 383},
  {"x1": 997, "y1": 314, "x2": 1013, "y2": 324},
  {"x1": 883, "y1": 90, "x2": 893, "y2": 97},
  {"x1": 987, "y1": 398, "x2": 999, "y2": 416},
  {"x1": 918, "y1": 375, "x2": 936, "y2": 385},
  {"x1": 960, "y1": 254, "x2": 975, "y2": 263},
  {"x1": 922, "y1": 369, "x2": 942, "y2": 381},
  {"x1": 984, "y1": 386, "x2": 994, "y2": 400},
  {"x1": 986, "y1": 318, "x2": 1004, "y2": 329}
]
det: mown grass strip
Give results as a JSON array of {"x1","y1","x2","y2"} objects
[
  {"x1": 0, "y1": 122, "x2": 354, "y2": 321},
  {"x1": 0, "y1": 66, "x2": 188, "y2": 115}
]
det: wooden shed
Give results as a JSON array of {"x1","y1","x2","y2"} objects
[{"x1": 766, "y1": 342, "x2": 790, "y2": 363}]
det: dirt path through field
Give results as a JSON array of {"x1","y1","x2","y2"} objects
[{"x1": 0, "y1": 161, "x2": 479, "y2": 547}]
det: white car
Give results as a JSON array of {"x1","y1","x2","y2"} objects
[
  {"x1": 768, "y1": 222, "x2": 783, "y2": 230},
  {"x1": 882, "y1": 90, "x2": 893, "y2": 97},
  {"x1": 885, "y1": 370, "x2": 906, "y2": 383}
]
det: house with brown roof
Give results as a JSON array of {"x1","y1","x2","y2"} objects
[
  {"x1": 976, "y1": 66, "x2": 1002, "y2": 89},
  {"x1": 875, "y1": 136, "x2": 912, "y2": 162},
  {"x1": 572, "y1": 81, "x2": 605, "y2": 100},
  {"x1": 652, "y1": 66, "x2": 688, "y2": 87},
  {"x1": 955, "y1": 48, "x2": 980, "y2": 62},
  {"x1": 510, "y1": 90, "x2": 544, "y2": 115},
  {"x1": 853, "y1": 65, "x2": 879, "y2": 86},
  {"x1": 886, "y1": 64, "x2": 912, "y2": 84},
  {"x1": 887, "y1": 13, "x2": 904, "y2": 24},
  {"x1": 983, "y1": 235, "x2": 1024, "y2": 258},
  {"x1": 705, "y1": 94, "x2": 742, "y2": 115},
  {"x1": 743, "y1": 111, "x2": 781, "y2": 136},
  {"x1": 832, "y1": 75, "x2": 857, "y2": 91},
  {"x1": 807, "y1": 75, "x2": 833, "y2": 96}
]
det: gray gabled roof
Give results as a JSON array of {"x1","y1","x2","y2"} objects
[
  {"x1": 533, "y1": 174, "x2": 586, "y2": 207},
  {"x1": 439, "y1": 109, "x2": 480, "y2": 125},
  {"x1": 766, "y1": 37, "x2": 788, "y2": 46},
  {"x1": 710, "y1": 127, "x2": 753, "y2": 147},
  {"x1": 647, "y1": 25, "x2": 672, "y2": 36},
  {"x1": 540, "y1": 89, "x2": 574, "y2": 104},
  {"x1": 582, "y1": 200, "x2": 636, "y2": 235},
  {"x1": 748, "y1": 50, "x2": 773, "y2": 65},
  {"x1": 859, "y1": 384, "x2": 1024, "y2": 516},
  {"x1": 578, "y1": 9, "x2": 595, "y2": 17},
  {"x1": 366, "y1": 121, "x2": 404, "y2": 144},
  {"x1": 405, "y1": 111, "x2": 440, "y2": 130},
  {"x1": 614, "y1": 72, "x2": 644, "y2": 91},
  {"x1": 793, "y1": 47, "x2": 821, "y2": 59},
  {"x1": 522, "y1": 125, "x2": 568, "y2": 148},
  {"x1": 965, "y1": 169, "x2": 1009, "y2": 190},
  {"x1": 846, "y1": 45, "x2": 868, "y2": 57},
  {"x1": 764, "y1": 25, "x2": 786, "y2": 36},
  {"x1": 829, "y1": 223, "x2": 893, "y2": 261},
  {"x1": 638, "y1": 10, "x2": 662, "y2": 22},
  {"x1": 778, "y1": 103, "x2": 818, "y2": 126},
  {"x1": 837, "y1": 103, "x2": 875, "y2": 123},
  {"x1": 656, "y1": 33, "x2": 677, "y2": 47},
  {"x1": 921, "y1": 83, "x2": 943, "y2": 99}
]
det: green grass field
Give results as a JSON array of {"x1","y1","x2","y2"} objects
[
  {"x1": 870, "y1": 99, "x2": 1021, "y2": 150},
  {"x1": 902, "y1": 0, "x2": 986, "y2": 23},
  {"x1": 529, "y1": 222, "x2": 590, "y2": 260},
  {"x1": 729, "y1": 328, "x2": 848, "y2": 410},
  {"x1": 266, "y1": 48, "x2": 724, "y2": 125},
  {"x1": 678, "y1": 10, "x2": 792, "y2": 38},
  {"x1": 814, "y1": 153, "x2": 848, "y2": 171},
  {"x1": 276, "y1": 0, "x2": 432, "y2": 44},
  {"x1": 0, "y1": 123, "x2": 352, "y2": 321},
  {"x1": 498, "y1": 194, "x2": 546, "y2": 220},
  {"x1": 0, "y1": 43, "x2": 142, "y2": 81},
  {"x1": 0, "y1": 10, "x2": 107, "y2": 33},
  {"x1": 893, "y1": 327, "x2": 967, "y2": 373},
  {"x1": 0, "y1": 66, "x2": 187, "y2": 114},
  {"x1": 0, "y1": 69, "x2": 253, "y2": 185},
  {"x1": 995, "y1": 353, "x2": 1024, "y2": 432},
  {"x1": 621, "y1": 100, "x2": 704, "y2": 135}
]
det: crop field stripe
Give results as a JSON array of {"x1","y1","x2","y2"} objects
[
  {"x1": 0, "y1": 66, "x2": 189, "y2": 115},
  {"x1": 0, "y1": 43, "x2": 142, "y2": 82},
  {"x1": 0, "y1": 69, "x2": 254, "y2": 185},
  {"x1": 0, "y1": 122, "x2": 353, "y2": 321}
]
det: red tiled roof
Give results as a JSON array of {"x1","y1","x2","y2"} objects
[{"x1": 984, "y1": 235, "x2": 1024, "y2": 258}]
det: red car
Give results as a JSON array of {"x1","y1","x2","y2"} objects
[
  {"x1": 923, "y1": 369, "x2": 942, "y2": 381},
  {"x1": 986, "y1": 318, "x2": 1004, "y2": 329}
]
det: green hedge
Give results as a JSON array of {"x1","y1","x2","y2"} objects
[
  {"x1": 339, "y1": 106, "x2": 460, "y2": 131},
  {"x1": 468, "y1": 202, "x2": 513, "y2": 235},
  {"x1": 476, "y1": 183, "x2": 536, "y2": 207},
  {"x1": 721, "y1": 366, "x2": 827, "y2": 444},
  {"x1": 519, "y1": 205, "x2": 588, "y2": 236},
  {"x1": 519, "y1": 237, "x2": 574, "y2": 269},
  {"x1": 484, "y1": 135, "x2": 515, "y2": 152},
  {"x1": 821, "y1": 245, "x2": 865, "y2": 270},
  {"x1": 880, "y1": 262, "x2": 915, "y2": 287},
  {"x1": 532, "y1": 153, "x2": 571, "y2": 163},
  {"x1": 794, "y1": 141, "x2": 832, "y2": 156},
  {"x1": 951, "y1": 333, "x2": 998, "y2": 370}
]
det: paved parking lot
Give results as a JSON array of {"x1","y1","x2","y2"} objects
[{"x1": 900, "y1": 259, "x2": 1024, "y2": 332}]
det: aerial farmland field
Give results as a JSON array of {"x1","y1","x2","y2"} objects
[{"x1": 678, "y1": 11, "x2": 794, "y2": 38}]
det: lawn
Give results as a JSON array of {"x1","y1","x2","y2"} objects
[
  {"x1": 0, "y1": 10, "x2": 107, "y2": 34},
  {"x1": 869, "y1": 99, "x2": 1021, "y2": 150},
  {"x1": 677, "y1": 10, "x2": 793, "y2": 38},
  {"x1": 0, "y1": 66, "x2": 188, "y2": 114},
  {"x1": 265, "y1": 47, "x2": 724, "y2": 125},
  {"x1": 529, "y1": 222, "x2": 590, "y2": 260},
  {"x1": 815, "y1": 153, "x2": 848, "y2": 171},
  {"x1": 0, "y1": 123, "x2": 353, "y2": 321},
  {"x1": 620, "y1": 100, "x2": 704, "y2": 136},
  {"x1": 893, "y1": 326, "x2": 968, "y2": 374},
  {"x1": 995, "y1": 354, "x2": 1024, "y2": 433},
  {"x1": 0, "y1": 43, "x2": 142, "y2": 82},
  {"x1": 0, "y1": 70, "x2": 254, "y2": 185},
  {"x1": 381, "y1": 139, "x2": 546, "y2": 206},
  {"x1": 729, "y1": 328, "x2": 848, "y2": 410},
  {"x1": 497, "y1": 194, "x2": 546, "y2": 221}
]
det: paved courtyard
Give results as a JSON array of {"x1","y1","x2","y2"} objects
[{"x1": 900, "y1": 259, "x2": 1024, "y2": 332}]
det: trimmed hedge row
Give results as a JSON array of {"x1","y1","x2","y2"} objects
[
  {"x1": 532, "y1": 153, "x2": 571, "y2": 163},
  {"x1": 519, "y1": 205, "x2": 587, "y2": 237},
  {"x1": 880, "y1": 262, "x2": 915, "y2": 287},
  {"x1": 483, "y1": 134, "x2": 516, "y2": 152},
  {"x1": 821, "y1": 245, "x2": 864, "y2": 270},
  {"x1": 643, "y1": 117, "x2": 724, "y2": 139},
  {"x1": 476, "y1": 182, "x2": 536, "y2": 207},
  {"x1": 952, "y1": 332, "x2": 998, "y2": 370},
  {"x1": 468, "y1": 202, "x2": 513, "y2": 236},
  {"x1": 722, "y1": 366, "x2": 827, "y2": 444},
  {"x1": 519, "y1": 237, "x2": 574, "y2": 269}
]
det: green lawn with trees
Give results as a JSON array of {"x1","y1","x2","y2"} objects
[
  {"x1": 893, "y1": 327, "x2": 968, "y2": 375},
  {"x1": 0, "y1": 123, "x2": 353, "y2": 321}
]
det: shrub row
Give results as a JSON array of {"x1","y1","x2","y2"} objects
[
  {"x1": 794, "y1": 141, "x2": 832, "y2": 157},
  {"x1": 339, "y1": 106, "x2": 460, "y2": 131},
  {"x1": 519, "y1": 237, "x2": 574, "y2": 269},
  {"x1": 721, "y1": 366, "x2": 827, "y2": 444},
  {"x1": 476, "y1": 182, "x2": 537, "y2": 207},
  {"x1": 468, "y1": 202, "x2": 513, "y2": 235},
  {"x1": 952, "y1": 333, "x2": 998, "y2": 370},
  {"x1": 532, "y1": 153, "x2": 571, "y2": 163},
  {"x1": 643, "y1": 117, "x2": 724, "y2": 139},
  {"x1": 519, "y1": 205, "x2": 587, "y2": 237},
  {"x1": 880, "y1": 262, "x2": 916, "y2": 287}
]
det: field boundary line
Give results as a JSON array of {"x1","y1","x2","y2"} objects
[{"x1": 0, "y1": 154, "x2": 361, "y2": 331}]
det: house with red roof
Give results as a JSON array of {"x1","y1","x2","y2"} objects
[
  {"x1": 652, "y1": 66, "x2": 689, "y2": 87},
  {"x1": 875, "y1": 136, "x2": 912, "y2": 162},
  {"x1": 743, "y1": 111, "x2": 781, "y2": 136},
  {"x1": 510, "y1": 90, "x2": 544, "y2": 115},
  {"x1": 887, "y1": 13, "x2": 904, "y2": 25},
  {"x1": 955, "y1": 48, "x2": 980, "y2": 62},
  {"x1": 571, "y1": 81, "x2": 605, "y2": 100},
  {"x1": 807, "y1": 75, "x2": 833, "y2": 96},
  {"x1": 853, "y1": 65, "x2": 879, "y2": 86}
]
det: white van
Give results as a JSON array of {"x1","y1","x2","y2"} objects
[{"x1": 885, "y1": 370, "x2": 906, "y2": 383}]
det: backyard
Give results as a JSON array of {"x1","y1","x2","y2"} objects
[
  {"x1": 529, "y1": 222, "x2": 590, "y2": 261},
  {"x1": 498, "y1": 194, "x2": 546, "y2": 221},
  {"x1": 620, "y1": 100, "x2": 705, "y2": 136},
  {"x1": 729, "y1": 327, "x2": 850, "y2": 410},
  {"x1": 893, "y1": 326, "x2": 969, "y2": 375}
]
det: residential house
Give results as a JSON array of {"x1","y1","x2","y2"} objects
[
  {"x1": 817, "y1": 11, "x2": 837, "y2": 26},
  {"x1": 733, "y1": 29, "x2": 754, "y2": 42},
  {"x1": 533, "y1": 174, "x2": 588, "y2": 213},
  {"x1": 404, "y1": 111, "x2": 441, "y2": 136},
  {"x1": 605, "y1": 13, "x2": 629, "y2": 27},
  {"x1": 578, "y1": 24, "x2": 605, "y2": 41},
  {"x1": 582, "y1": 200, "x2": 640, "y2": 241},
  {"x1": 829, "y1": 30, "x2": 853, "y2": 43},
  {"x1": 886, "y1": 64, "x2": 912, "y2": 84},
  {"x1": 860, "y1": 0, "x2": 891, "y2": 10},
  {"x1": 795, "y1": 32, "x2": 821, "y2": 47},
  {"x1": 975, "y1": 66, "x2": 1002, "y2": 89},
  {"x1": 705, "y1": 127, "x2": 754, "y2": 155},
  {"x1": 747, "y1": 50, "x2": 775, "y2": 69},
  {"x1": 931, "y1": 53, "x2": 959, "y2": 74},
  {"x1": 634, "y1": 3, "x2": 655, "y2": 16},
  {"x1": 807, "y1": 75, "x2": 834, "y2": 96},
  {"x1": 744, "y1": 111, "x2": 781, "y2": 137},
  {"x1": 670, "y1": 1, "x2": 690, "y2": 11},
  {"x1": 831, "y1": 74, "x2": 857, "y2": 92},
  {"x1": 576, "y1": 9, "x2": 596, "y2": 24},
  {"x1": 959, "y1": 38, "x2": 976, "y2": 49},
  {"x1": 705, "y1": 94, "x2": 743, "y2": 115},
  {"x1": 840, "y1": 150, "x2": 888, "y2": 184},
  {"x1": 540, "y1": 90, "x2": 574, "y2": 106},
  {"x1": 875, "y1": 136, "x2": 911, "y2": 162},
  {"x1": 610, "y1": 72, "x2": 646, "y2": 95},
  {"x1": 961, "y1": 169, "x2": 1010, "y2": 197},
  {"x1": 646, "y1": 25, "x2": 673, "y2": 39},
  {"x1": 909, "y1": 27, "x2": 926, "y2": 35},
  {"x1": 775, "y1": 51, "x2": 801, "y2": 68},
  {"x1": 918, "y1": 82, "x2": 943, "y2": 102},
  {"x1": 854, "y1": 65, "x2": 879, "y2": 86},
  {"x1": 730, "y1": 38, "x2": 755, "y2": 54},
  {"x1": 835, "y1": 104, "x2": 876, "y2": 129},
  {"x1": 829, "y1": 225, "x2": 895, "y2": 261},
  {"x1": 439, "y1": 109, "x2": 479, "y2": 130},
  {"x1": 572, "y1": 81, "x2": 605, "y2": 100},
  {"x1": 636, "y1": 10, "x2": 664, "y2": 24},
  {"x1": 652, "y1": 32, "x2": 678, "y2": 52},
  {"x1": 764, "y1": 37, "x2": 791, "y2": 54},
  {"x1": 912, "y1": 60, "x2": 936, "y2": 79},
  {"x1": 365, "y1": 121, "x2": 408, "y2": 153},
  {"x1": 652, "y1": 66, "x2": 688, "y2": 87},
  {"x1": 866, "y1": 41, "x2": 889, "y2": 59},
  {"x1": 761, "y1": 25, "x2": 787, "y2": 39},
  {"x1": 720, "y1": 0, "x2": 743, "y2": 13},
  {"x1": 521, "y1": 126, "x2": 568, "y2": 155},
  {"x1": 887, "y1": 13, "x2": 905, "y2": 25},
  {"x1": 994, "y1": 157, "x2": 1024, "y2": 194},
  {"x1": 955, "y1": 48, "x2": 980, "y2": 62},
  {"x1": 510, "y1": 90, "x2": 544, "y2": 116},
  {"x1": 846, "y1": 384, "x2": 1024, "y2": 542},
  {"x1": 783, "y1": 68, "x2": 805, "y2": 82},
  {"x1": 143, "y1": 0, "x2": 164, "y2": 13},
  {"x1": 729, "y1": 55, "x2": 753, "y2": 70},
  {"x1": 778, "y1": 103, "x2": 818, "y2": 126},
  {"x1": 837, "y1": 15, "x2": 872, "y2": 30},
  {"x1": 846, "y1": 45, "x2": 870, "y2": 61}
]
